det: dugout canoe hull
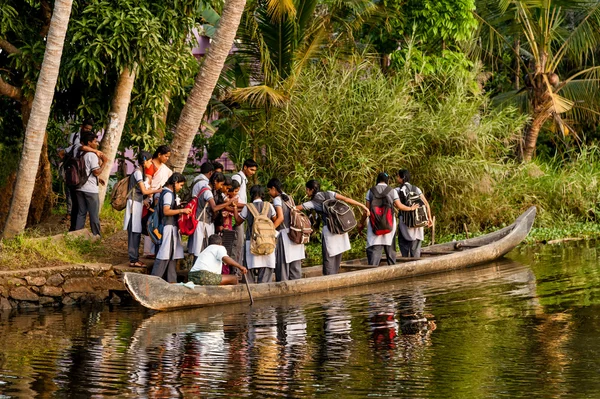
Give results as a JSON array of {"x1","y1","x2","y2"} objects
[{"x1": 124, "y1": 206, "x2": 536, "y2": 311}]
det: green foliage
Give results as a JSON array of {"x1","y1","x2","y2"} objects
[{"x1": 408, "y1": 0, "x2": 477, "y2": 44}]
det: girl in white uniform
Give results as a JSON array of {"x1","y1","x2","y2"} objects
[
  {"x1": 296, "y1": 180, "x2": 369, "y2": 276},
  {"x1": 151, "y1": 173, "x2": 192, "y2": 283},
  {"x1": 233, "y1": 185, "x2": 277, "y2": 283},
  {"x1": 123, "y1": 151, "x2": 161, "y2": 267},
  {"x1": 267, "y1": 178, "x2": 305, "y2": 281}
]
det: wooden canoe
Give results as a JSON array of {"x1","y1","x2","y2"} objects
[{"x1": 124, "y1": 206, "x2": 536, "y2": 311}]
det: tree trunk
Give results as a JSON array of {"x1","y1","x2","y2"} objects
[
  {"x1": 97, "y1": 66, "x2": 137, "y2": 204},
  {"x1": 514, "y1": 39, "x2": 520, "y2": 90},
  {"x1": 522, "y1": 111, "x2": 549, "y2": 162},
  {"x1": 168, "y1": 0, "x2": 247, "y2": 172},
  {"x1": 2, "y1": 0, "x2": 73, "y2": 239}
]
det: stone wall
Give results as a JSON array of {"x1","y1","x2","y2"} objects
[{"x1": 0, "y1": 264, "x2": 137, "y2": 311}]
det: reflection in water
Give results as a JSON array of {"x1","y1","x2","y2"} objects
[{"x1": 3, "y1": 242, "x2": 600, "y2": 397}]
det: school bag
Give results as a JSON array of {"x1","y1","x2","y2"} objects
[
  {"x1": 63, "y1": 147, "x2": 91, "y2": 188},
  {"x1": 323, "y1": 198, "x2": 357, "y2": 235},
  {"x1": 399, "y1": 183, "x2": 429, "y2": 228},
  {"x1": 247, "y1": 203, "x2": 277, "y2": 255},
  {"x1": 369, "y1": 186, "x2": 394, "y2": 235},
  {"x1": 147, "y1": 191, "x2": 166, "y2": 245},
  {"x1": 178, "y1": 186, "x2": 211, "y2": 236},
  {"x1": 283, "y1": 197, "x2": 312, "y2": 244},
  {"x1": 110, "y1": 176, "x2": 132, "y2": 211}
]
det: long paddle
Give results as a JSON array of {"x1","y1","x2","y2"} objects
[{"x1": 243, "y1": 272, "x2": 254, "y2": 306}]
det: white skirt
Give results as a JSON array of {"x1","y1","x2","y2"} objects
[
  {"x1": 245, "y1": 240, "x2": 276, "y2": 269},
  {"x1": 123, "y1": 199, "x2": 144, "y2": 233},
  {"x1": 323, "y1": 225, "x2": 351, "y2": 257},
  {"x1": 188, "y1": 221, "x2": 215, "y2": 256},
  {"x1": 280, "y1": 228, "x2": 305, "y2": 263},
  {"x1": 366, "y1": 218, "x2": 396, "y2": 248},
  {"x1": 156, "y1": 225, "x2": 185, "y2": 260}
]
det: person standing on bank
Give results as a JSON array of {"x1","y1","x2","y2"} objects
[
  {"x1": 358, "y1": 172, "x2": 418, "y2": 266},
  {"x1": 396, "y1": 169, "x2": 433, "y2": 258},
  {"x1": 152, "y1": 173, "x2": 192, "y2": 283},
  {"x1": 124, "y1": 151, "x2": 161, "y2": 268},
  {"x1": 296, "y1": 180, "x2": 370, "y2": 276},
  {"x1": 74, "y1": 132, "x2": 108, "y2": 237},
  {"x1": 267, "y1": 178, "x2": 305, "y2": 281},
  {"x1": 231, "y1": 159, "x2": 258, "y2": 264},
  {"x1": 233, "y1": 185, "x2": 277, "y2": 283},
  {"x1": 191, "y1": 161, "x2": 214, "y2": 197}
]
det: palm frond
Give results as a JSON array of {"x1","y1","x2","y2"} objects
[
  {"x1": 491, "y1": 89, "x2": 530, "y2": 113},
  {"x1": 229, "y1": 85, "x2": 289, "y2": 108},
  {"x1": 265, "y1": 0, "x2": 296, "y2": 22}
]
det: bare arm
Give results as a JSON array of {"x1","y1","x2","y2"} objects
[
  {"x1": 223, "y1": 256, "x2": 247, "y2": 274},
  {"x1": 163, "y1": 204, "x2": 191, "y2": 217},
  {"x1": 137, "y1": 181, "x2": 160, "y2": 196},
  {"x1": 273, "y1": 206, "x2": 284, "y2": 229},
  {"x1": 208, "y1": 197, "x2": 233, "y2": 213},
  {"x1": 233, "y1": 203, "x2": 245, "y2": 225},
  {"x1": 336, "y1": 194, "x2": 370, "y2": 217},
  {"x1": 420, "y1": 194, "x2": 433, "y2": 227},
  {"x1": 394, "y1": 199, "x2": 417, "y2": 212}
]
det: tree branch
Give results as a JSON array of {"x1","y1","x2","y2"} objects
[
  {"x1": 0, "y1": 38, "x2": 21, "y2": 55},
  {"x1": 0, "y1": 76, "x2": 24, "y2": 102}
]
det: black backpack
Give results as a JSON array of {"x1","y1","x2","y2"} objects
[
  {"x1": 399, "y1": 183, "x2": 428, "y2": 228},
  {"x1": 63, "y1": 147, "x2": 91, "y2": 188},
  {"x1": 369, "y1": 186, "x2": 394, "y2": 235},
  {"x1": 323, "y1": 198, "x2": 357, "y2": 234}
]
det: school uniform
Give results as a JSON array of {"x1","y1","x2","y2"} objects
[
  {"x1": 273, "y1": 194, "x2": 305, "y2": 281},
  {"x1": 396, "y1": 184, "x2": 424, "y2": 258},
  {"x1": 231, "y1": 171, "x2": 249, "y2": 264},
  {"x1": 191, "y1": 174, "x2": 210, "y2": 197},
  {"x1": 366, "y1": 183, "x2": 399, "y2": 265},
  {"x1": 143, "y1": 163, "x2": 172, "y2": 256},
  {"x1": 187, "y1": 188, "x2": 215, "y2": 257},
  {"x1": 64, "y1": 142, "x2": 80, "y2": 231},
  {"x1": 75, "y1": 149, "x2": 101, "y2": 236},
  {"x1": 302, "y1": 191, "x2": 351, "y2": 275},
  {"x1": 239, "y1": 199, "x2": 276, "y2": 283},
  {"x1": 152, "y1": 188, "x2": 184, "y2": 283},
  {"x1": 123, "y1": 168, "x2": 145, "y2": 263}
]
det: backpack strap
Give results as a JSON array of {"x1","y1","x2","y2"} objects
[
  {"x1": 247, "y1": 202, "x2": 259, "y2": 218},
  {"x1": 196, "y1": 186, "x2": 211, "y2": 222},
  {"x1": 260, "y1": 202, "x2": 270, "y2": 217}
]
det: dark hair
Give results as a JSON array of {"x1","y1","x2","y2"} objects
[
  {"x1": 208, "y1": 234, "x2": 222, "y2": 246},
  {"x1": 397, "y1": 169, "x2": 411, "y2": 183},
  {"x1": 166, "y1": 172, "x2": 186, "y2": 186},
  {"x1": 305, "y1": 180, "x2": 320, "y2": 199},
  {"x1": 137, "y1": 151, "x2": 152, "y2": 183},
  {"x1": 82, "y1": 118, "x2": 94, "y2": 127},
  {"x1": 243, "y1": 159, "x2": 258, "y2": 169},
  {"x1": 211, "y1": 160, "x2": 224, "y2": 171},
  {"x1": 210, "y1": 172, "x2": 225, "y2": 186},
  {"x1": 153, "y1": 145, "x2": 171, "y2": 159},
  {"x1": 224, "y1": 176, "x2": 232, "y2": 186},
  {"x1": 200, "y1": 162, "x2": 214, "y2": 175},
  {"x1": 376, "y1": 172, "x2": 389, "y2": 184},
  {"x1": 80, "y1": 131, "x2": 97, "y2": 146},
  {"x1": 249, "y1": 185, "x2": 264, "y2": 200},
  {"x1": 267, "y1": 178, "x2": 290, "y2": 201},
  {"x1": 229, "y1": 180, "x2": 240, "y2": 191}
]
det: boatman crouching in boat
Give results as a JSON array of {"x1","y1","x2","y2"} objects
[
  {"x1": 358, "y1": 172, "x2": 419, "y2": 266},
  {"x1": 396, "y1": 170, "x2": 433, "y2": 258},
  {"x1": 188, "y1": 234, "x2": 248, "y2": 285}
]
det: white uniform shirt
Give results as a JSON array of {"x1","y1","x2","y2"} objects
[
  {"x1": 77, "y1": 151, "x2": 100, "y2": 193},
  {"x1": 231, "y1": 171, "x2": 248, "y2": 204},
  {"x1": 191, "y1": 174, "x2": 210, "y2": 197},
  {"x1": 190, "y1": 244, "x2": 228, "y2": 274}
]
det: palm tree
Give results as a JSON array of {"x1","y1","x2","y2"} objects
[
  {"x1": 3, "y1": 0, "x2": 73, "y2": 239},
  {"x1": 476, "y1": 0, "x2": 600, "y2": 162}
]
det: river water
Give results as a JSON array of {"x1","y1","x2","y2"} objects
[{"x1": 1, "y1": 241, "x2": 600, "y2": 398}]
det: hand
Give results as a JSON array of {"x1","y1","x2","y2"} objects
[
  {"x1": 99, "y1": 178, "x2": 106, "y2": 186},
  {"x1": 181, "y1": 208, "x2": 192, "y2": 215},
  {"x1": 427, "y1": 219, "x2": 433, "y2": 228},
  {"x1": 411, "y1": 204, "x2": 419, "y2": 210},
  {"x1": 239, "y1": 266, "x2": 248, "y2": 274},
  {"x1": 357, "y1": 223, "x2": 365, "y2": 235},
  {"x1": 363, "y1": 206, "x2": 370, "y2": 217}
]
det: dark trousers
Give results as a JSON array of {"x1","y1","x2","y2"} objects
[
  {"x1": 398, "y1": 234, "x2": 422, "y2": 258},
  {"x1": 251, "y1": 267, "x2": 274, "y2": 284},
  {"x1": 75, "y1": 191, "x2": 101, "y2": 236},
  {"x1": 68, "y1": 186, "x2": 79, "y2": 231},
  {"x1": 152, "y1": 238, "x2": 177, "y2": 283},
  {"x1": 322, "y1": 237, "x2": 342, "y2": 275},
  {"x1": 366, "y1": 245, "x2": 397, "y2": 266},
  {"x1": 275, "y1": 235, "x2": 302, "y2": 281},
  {"x1": 127, "y1": 219, "x2": 141, "y2": 263}
]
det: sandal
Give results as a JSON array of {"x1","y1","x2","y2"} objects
[{"x1": 129, "y1": 261, "x2": 147, "y2": 268}]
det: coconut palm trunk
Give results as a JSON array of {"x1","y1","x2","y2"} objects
[
  {"x1": 97, "y1": 66, "x2": 137, "y2": 204},
  {"x1": 522, "y1": 112, "x2": 549, "y2": 162},
  {"x1": 2, "y1": 0, "x2": 73, "y2": 239},
  {"x1": 168, "y1": 0, "x2": 247, "y2": 172}
]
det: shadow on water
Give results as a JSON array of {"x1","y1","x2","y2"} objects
[{"x1": 2, "y1": 242, "x2": 600, "y2": 397}]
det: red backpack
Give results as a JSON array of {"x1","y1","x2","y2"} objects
[
  {"x1": 369, "y1": 186, "x2": 394, "y2": 235},
  {"x1": 178, "y1": 186, "x2": 211, "y2": 236}
]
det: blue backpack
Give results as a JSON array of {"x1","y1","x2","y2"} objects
[{"x1": 147, "y1": 192, "x2": 165, "y2": 245}]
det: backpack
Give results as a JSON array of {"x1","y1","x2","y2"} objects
[
  {"x1": 399, "y1": 183, "x2": 429, "y2": 228},
  {"x1": 323, "y1": 198, "x2": 357, "y2": 235},
  {"x1": 247, "y1": 203, "x2": 277, "y2": 256},
  {"x1": 110, "y1": 175, "x2": 133, "y2": 211},
  {"x1": 284, "y1": 197, "x2": 312, "y2": 244},
  {"x1": 64, "y1": 147, "x2": 91, "y2": 188},
  {"x1": 178, "y1": 186, "x2": 211, "y2": 236},
  {"x1": 147, "y1": 191, "x2": 166, "y2": 245},
  {"x1": 369, "y1": 186, "x2": 394, "y2": 235}
]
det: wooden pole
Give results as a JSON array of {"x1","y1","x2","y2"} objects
[
  {"x1": 431, "y1": 216, "x2": 436, "y2": 246},
  {"x1": 463, "y1": 223, "x2": 470, "y2": 239},
  {"x1": 243, "y1": 273, "x2": 254, "y2": 306}
]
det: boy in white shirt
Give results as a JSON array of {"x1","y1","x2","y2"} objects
[{"x1": 189, "y1": 235, "x2": 248, "y2": 285}]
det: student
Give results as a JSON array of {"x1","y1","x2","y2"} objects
[
  {"x1": 188, "y1": 234, "x2": 248, "y2": 285},
  {"x1": 396, "y1": 169, "x2": 433, "y2": 258},
  {"x1": 152, "y1": 173, "x2": 192, "y2": 283},
  {"x1": 231, "y1": 159, "x2": 257, "y2": 264},
  {"x1": 143, "y1": 145, "x2": 173, "y2": 258},
  {"x1": 211, "y1": 161, "x2": 224, "y2": 174},
  {"x1": 123, "y1": 151, "x2": 161, "y2": 268},
  {"x1": 267, "y1": 178, "x2": 305, "y2": 281},
  {"x1": 188, "y1": 172, "x2": 233, "y2": 261},
  {"x1": 191, "y1": 161, "x2": 214, "y2": 197},
  {"x1": 74, "y1": 132, "x2": 108, "y2": 236},
  {"x1": 359, "y1": 172, "x2": 418, "y2": 266},
  {"x1": 296, "y1": 180, "x2": 369, "y2": 276},
  {"x1": 222, "y1": 180, "x2": 241, "y2": 231},
  {"x1": 233, "y1": 185, "x2": 277, "y2": 283}
]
